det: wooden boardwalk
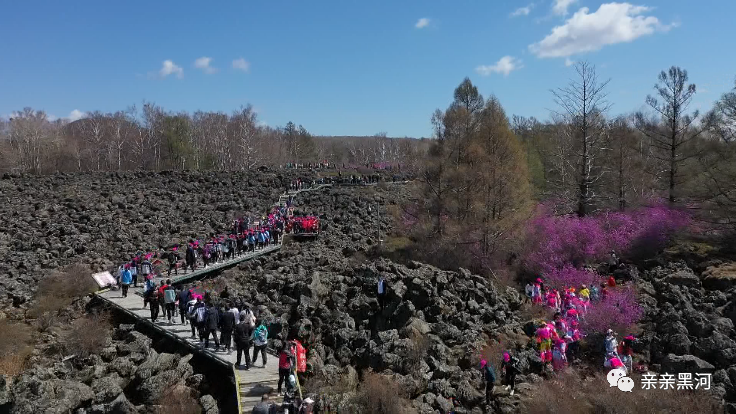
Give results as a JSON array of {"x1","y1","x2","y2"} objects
[
  {"x1": 94, "y1": 184, "x2": 338, "y2": 412},
  {"x1": 97, "y1": 245, "x2": 283, "y2": 412}
]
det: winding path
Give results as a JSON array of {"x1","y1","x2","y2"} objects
[{"x1": 95, "y1": 184, "x2": 333, "y2": 413}]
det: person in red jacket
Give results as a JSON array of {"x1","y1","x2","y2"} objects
[
  {"x1": 277, "y1": 341, "x2": 295, "y2": 394},
  {"x1": 608, "y1": 276, "x2": 616, "y2": 288}
]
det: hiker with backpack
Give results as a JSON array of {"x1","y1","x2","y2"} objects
[
  {"x1": 203, "y1": 303, "x2": 221, "y2": 350},
  {"x1": 480, "y1": 359, "x2": 496, "y2": 405},
  {"x1": 240, "y1": 306, "x2": 256, "y2": 329},
  {"x1": 141, "y1": 257, "x2": 153, "y2": 284},
  {"x1": 220, "y1": 303, "x2": 236, "y2": 354},
  {"x1": 188, "y1": 296, "x2": 205, "y2": 339},
  {"x1": 501, "y1": 352, "x2": 520, "y2": 396},
  {"x1": 234, "y1": 313, "x2": 254, "y2": 369},
  {"x1": 252, "y1": 320, "x2": 269, "y2": 367}
]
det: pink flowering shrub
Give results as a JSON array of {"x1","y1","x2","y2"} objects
[
  {"x1": 523, "y1": 204, "x2": 690, "y2": 288},
  {"x1": 581, "y1": 287, "x2": 643, "y2": 334},
  {"x1": 521, "y1": 204, "x2": 687, "y2": 333}
]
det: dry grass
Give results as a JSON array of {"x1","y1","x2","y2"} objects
[
  {"x1": 306, "y1": 366, "x2": 359, "y2": 396},
  {"x1": 352, "y1": 372, "x2": 412, "y2": 414},
  {"x1": 405, "y1": 330, "x2": 431, "y2": 372},
  {"x1": 27, "y1": 264, "x2": 98, "y2": 318},
  {"x1": 63, "y1": 312, "x2": 112, "y2": 358},
  {"x1": 157, "y1": 384, "x2": 202, "y2": 414},
  {"x1": 0, "y1": 346, "x2": 33, "y2": 378},
  {"x1": 0, "y1": 319, "x2": 34, "y2": 377},
  {"x1": 525, "y1": 370, "x2": 723, "y2": 414},
  {"x1": 518, "y1": 302, "x2": 554, "y2": 324}
]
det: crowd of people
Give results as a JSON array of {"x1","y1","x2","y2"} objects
[{"x1": 525, "y1": 265, "x2": 638, "y2": 375}]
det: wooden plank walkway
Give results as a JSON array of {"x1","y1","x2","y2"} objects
[
  {"x1": 94, "y1": 184, "x2": 340, "y2": 412},
  {"x1": 97, "y1": 244, "x2": 283, "y2": 412}
]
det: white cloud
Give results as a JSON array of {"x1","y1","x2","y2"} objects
[
  {"x1": 232, "y1": 58, "x2": 250, "y2": 72},
  {"x1": 415, "y1": 18, "x2": 430, "y2": 29},
  {"x1": 47, "y1": 114, "x2": 58, "y2": 122},
  {"x1": 529, "y1": 3, "x2": 674, "y2": 58},
  {"x1": 565, "y1": 57, "x2": 575, "y2": 66},
  {"x1": 511, "y1": 4, "x2": 534, "y2": 17},
  {"x1": 475, "y1": 56, "x2": 523, "y2": 76},
  {"x1": 552, "y1": 0, "x2": 578, "y2": 16},
  {"x1": 159, "y1": 60, "x2": 184, "y2": 79},
  {"x1": 68, "y1": 109, "x2": 86, "y2": 121},
  {"x1": 194, "y1": 57, "x2": 217, "y2": 74}
]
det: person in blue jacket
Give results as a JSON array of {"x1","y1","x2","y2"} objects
[{"x1": 120, "y1": 265, "x2": 133, "y2": 298}]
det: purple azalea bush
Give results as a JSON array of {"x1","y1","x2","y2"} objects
[
  {"x1": 522, "y1": 204, "x2": 689, "y2": 333},
  {"x1": 524, "y1": 204, "x2": 690, "y2": 288},
  {"x1": 581, "y1": 287, "x2": 643, "y2": 334}
]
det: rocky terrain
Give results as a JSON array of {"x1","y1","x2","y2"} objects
[
  {"x1": 217, "y1": 184, "x2": 541, "y2": 413},
  {"x1": 7, "y1": 317, "x2": 220, "y2": 414},
  {"x1": 0, "y1": 170, "x2": 320, "y2": 311},
  {"x1": 2, "y1": 171, "x2": 736, "y2": 413},
  {"x1": 637, "y1": 259, "x2": 736, "y2": 412}
]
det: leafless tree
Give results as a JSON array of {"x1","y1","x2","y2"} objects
[
  {"x1": 231, "y1": 105, "x2": 261, "y2": 169},
  {"x1": 551, "y1": 61, "x2": 611, "y2": 216},
  {"x1": 635, "y1": 66, "x2": 713, "y2": 204}
]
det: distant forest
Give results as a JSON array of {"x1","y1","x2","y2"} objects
[
  {"x1": 0, "y1": 105, "x2": 430, "y2": 174},
  {"x1": 2, "y1": 63, "x2": 735, "y2": 226}
]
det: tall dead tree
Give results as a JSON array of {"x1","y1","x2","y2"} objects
[
  {"x1": 635, "y1": 66, "x2": 709, "y2": 205},
  {"x1": 551, "y1": 61, "x2": 611, "y2": 217}
]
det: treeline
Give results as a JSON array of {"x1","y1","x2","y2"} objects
[
  {"x1": 404, "y1": 63, "x2": 736, "y2": 274},
  {"x1": 0, "y1": 104, "x2": 430, "y2": 174}
]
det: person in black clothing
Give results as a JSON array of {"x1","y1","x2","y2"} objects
[
  {"x1": 177, "y1": 286, "x2": 191, "y2": 325},
  {"x1": 234, "y1": 314, "x2": 253, "y2": 369},
  {"x1": 220, "y1": 286, "x2": 230, "y2": 300},
  {"x1": 149, "y1": 286, "x2": 160, "y2": 322},
  {"x1": 203, "y1": 304, "x2": 220, "y2": 350},
  {"x1": 501, "y1": 352, "x2": 519, "y2": 396},
  {"x1": 168, "y1": 250, "x2": 179, "y2": 276},
  {"x1": 219, "y1": 303, "x2": 236, "y2": 353},
  {"x1": 186, "y1": 244, "x2": 196, "y2": 272}
]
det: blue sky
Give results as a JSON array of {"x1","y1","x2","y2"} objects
[{"x1": 1, "y1": 0, "x2": 735, "y2": 137}]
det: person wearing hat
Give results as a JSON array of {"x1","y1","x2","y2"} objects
[
  {"x1": 480, "y1": 359, "x2": 496, "y2": 404},
  {"x1": 532, "y1": 279, "x2": 542, "y2": 305},
  {"x1": 501, "y1": 352, "x2": 519, "y2": 396}
]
